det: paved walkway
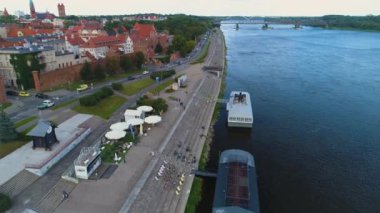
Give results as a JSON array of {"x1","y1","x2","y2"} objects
[{"x1": 55, "y1": 63, "x2": 207, "y2": 213}]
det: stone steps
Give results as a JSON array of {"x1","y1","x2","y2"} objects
[
  {"x1": 32, "y1": 179, "x2": 76, "y2": 213},
  {"x1": 0, "y1": 170, "x2": 39, "y2": 198}
]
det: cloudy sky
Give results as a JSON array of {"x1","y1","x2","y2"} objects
[{"x1": 2, "y1": 0, "x2": 380, "y2": 16}]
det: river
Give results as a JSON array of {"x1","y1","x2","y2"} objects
[{"x1": 198, "y1": 24, "x2": 380, "y2": 213}]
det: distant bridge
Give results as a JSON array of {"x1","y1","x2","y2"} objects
[
  {"x1": 221, "y1": 16, "x2": 272, "y2": 25},
  {"x1": 221, "y1": 20, "x2": 273, "y2": 25}
]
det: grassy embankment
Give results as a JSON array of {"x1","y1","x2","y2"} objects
[
  {"x1": 73, "y1": 95, "x2": 126, "y2": 119},
  {"x1": 191, "y1": 38, "x2": 211, "y2": 64},
  {"x1": 121, "y1": 78, "x2": 155, "y2": 96},
  {"x1": 1, "y1": 102, "x2": 12, "y2": 109},
  {"x1": 15, "y1": 116, "x2": 37, "y2": 128},
  {"x1": 185, "y1": 29, "x2": 227, "y2": 212},
  {"x1": 184, "y1": 177, "x2": 203, "y2": 213},
  {"x1": 149, "y1": 79, "x2": 175, "y2": 95},
  {"x1": 51, "y1": 99, "x2": 78, "y2": 110}
]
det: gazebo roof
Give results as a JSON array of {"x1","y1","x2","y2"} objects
[{"x1": 27, "y1": 120, "x2": 52, "y2": 137}]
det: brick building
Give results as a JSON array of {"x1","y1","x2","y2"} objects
[{"x1": 57, "y1": 3, "x2": 66, "y2": 17}]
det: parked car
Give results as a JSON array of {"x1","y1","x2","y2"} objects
[
  {"x1": 76, "y1": 84, "x2": 89, "y2": 92},
  {"x1": 6, "y1": 90, "x2": 18, "y2": 96},
  {"x1": 35, "y1": 93, "x2": 50, "y2": 99},
  {"x1": 37, "y1": 99, "x2": 55, "y2": 110},
  {"x1": 18, "y1": 91, "x2": 30, "y2": 97},
  {"x1": 142, "y1": 71, "x2": 150, "y2": 75}
]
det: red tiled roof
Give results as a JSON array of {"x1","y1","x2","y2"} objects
[
  {"x1": 132, "y1": 23, "x2": 156, "y2": 40},
  {"x1": 84, "y1": 51, "x2": 97, "y2": 62},
  {"x1": 7, "y1": 27, "x2": 37, "y2": 37},
  {"x1": 69, "y1": 25, "x2": 84, "y2": 33},
  {"x1": 80, "y1": 35, "x2": 126, "y2": 49},
  {"x1": 35, "y1": 29, "x2": 55, "y2": 34},
  {"x1": 66, "y1": 33, "x2": 85, "y2": 46},
  {"x1": 0, "y1": 38, "x2": 24, "y2": 48}
]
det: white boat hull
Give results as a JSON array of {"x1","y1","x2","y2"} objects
[{"x1": 227, "y1": 121, "x2": 253, "y2": 128}]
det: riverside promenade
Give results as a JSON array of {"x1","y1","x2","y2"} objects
[
  {"x1": 5, "y1": 29, "x2": 225, "y2": 213},
  {"x1": 119, "y1": 29, "x2": 225, "y2": 213}
]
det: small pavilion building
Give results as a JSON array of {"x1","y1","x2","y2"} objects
[
  {"x1": 124, "y1": 109, "x2": 143, "y2": 121},
  {"x1": 27, "y1": 120, "x2": 58, "y2": 150}
]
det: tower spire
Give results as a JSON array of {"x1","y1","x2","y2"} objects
[{"x1": 30, "y1": 0, "x2": 36, "y2": 18}]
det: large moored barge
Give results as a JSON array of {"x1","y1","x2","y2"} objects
[
  {"x1": 226, "y1": 91, "x2": 253, "y2": 128},
  {"x1": 213, "y1": 149, "x2": 260, "y2": 213}
]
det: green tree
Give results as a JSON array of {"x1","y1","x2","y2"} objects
[
  {"x1": 0, "y1": 15, "x2": 16, "y2": 24},
  {"x1": 105, "y1": 55, "x2": 119, "y2": 75},
  {"x1": 0, "y1": 193, "x2": 11, "y2": 212},
  {"x1": 155, "y1": 43, "x2": 163, "y2": 54},
  {"x1": 184, "y1": 40, "x2": 196, "y2": 54},
  {"x1": 10, "y1": 53, "x2": 45, "y2": 90},
  {"x1": 172, "y1": 35, "x2": 187, "y2": 56},
  {"x1": 80, "y1": 61, "x2": 92, "y2": 81},
  {"x1": 120, "y1": 55, "x2": 134, "y2": 71},
  {"x1": 133, "y1": 51, "x2": 145, "y2": 69},
  {"x1": 93, "y1": 63, "x2": 106, "y2": 80},
  {"x1": 0, "y1": 105, "x2": 18, "y2": 143}
]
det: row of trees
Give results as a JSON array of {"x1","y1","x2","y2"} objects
[
  {"x1": 80, "y1": 51, "x2": 145, "y2": 81},
  {"x1": 155, "y1": 15, "x2": 212, "y2": 57},
  {"x1": 265, "y1": 15, "x2": 380, "y2": 31}
]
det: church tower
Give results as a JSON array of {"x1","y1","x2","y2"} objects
[
  {"x1": 3, "y1": 8, "x2": 9, "y2": 17},
  {"x1": 57, "y1": 3, "x2": 66, "y2": 17},
  {"x1": 30, "y1": 0, "x2": 36, "y2": 18}
]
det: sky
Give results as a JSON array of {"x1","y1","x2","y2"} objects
[{"x1": 2, "y1": 0, "x2": 380, "y2": 16}]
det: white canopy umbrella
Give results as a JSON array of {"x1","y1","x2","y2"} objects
[
  {"x1": 127, "y1": 118, "x2": 144, "y2": 126},
  {"x1": 126, "y1": 118, "x2": 144, "y2": 135},
  {"x1": 105, "y1": 130, "x2": 126, "y2": 140},
  {"x1": 144, "y1": 115, "x2": 162, "y2": 125},
  {"x1": 137, "y1": 105, "x2": 153, "y2": 113},
  {"x1": 110, "y1": 122, "x2": 130, "y2": 131}
]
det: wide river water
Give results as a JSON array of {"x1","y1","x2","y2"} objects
[{"x1": 198, "y1": 24, "x2": 380, "y2": 213}]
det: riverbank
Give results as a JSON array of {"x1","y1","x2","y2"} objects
[{"x1": 185, "y1": 28, "x2": 227, "y2": 213}]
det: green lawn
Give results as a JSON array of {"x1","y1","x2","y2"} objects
[
  {"x1": 121, "y1": 78, "x2": 155, "y2": 96},
  {"x1": 1, "y1": 102, "x2": 12, "y2": 109},
  {"x1": 51, "y1": 99, "x2": 78, "y2": 110},
  {"x1": 185, "y1": 177, "x2": 203, "y2": 213},
  {"x1": 0, "y1": 127, "x2": 34, "y2": 159},
  {"x1": 73, "y1": 95, "x2": 126, "y2": 119},
  {"x1": 0, "y1": 140, "x2": 29, "y2": 159},
  {"x1": 15, "y1": 116, "x2": 37, "y2": 128},
  {"x1": 149, "y1": 79, "x2": 175, "y2": 95},
  {"x1": 49, "y1": 81, "x2": 83, "y2": 92},
  {"x1": 106, "y1": 70, "x2": 142, "y2": 81}
]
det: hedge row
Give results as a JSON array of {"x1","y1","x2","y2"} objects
[
  {"x1": 79, "y1": 87, "x2": 114, "y2": 106},
  {"x1": 137, "y1": 96, "x2": 168, "y2": 114},
  {"x1": 150, "y1": 69, "x2": 176, "y2": 81}
]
